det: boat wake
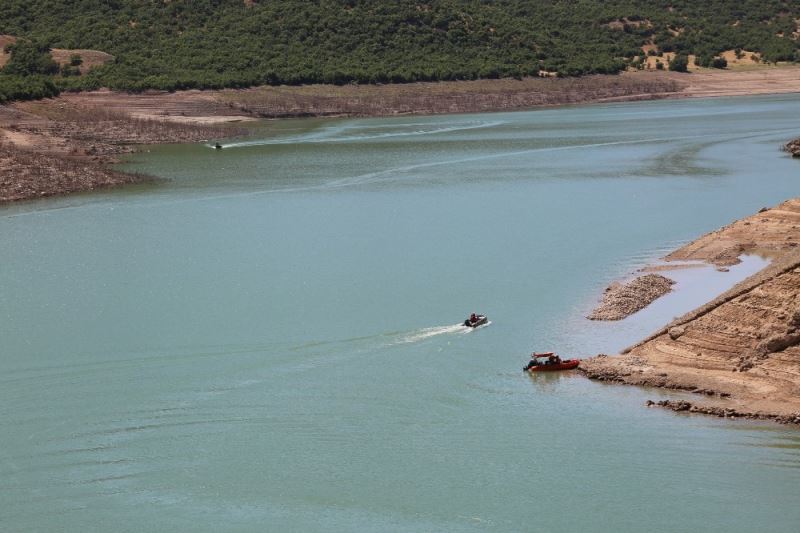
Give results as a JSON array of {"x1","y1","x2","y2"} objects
[
  {"x1": 394, "y1": 321, "x2": 491, "y2": 345},
  {"x1": 213, "y1": 120, "x2": 503, "y2": 149},
  {"x1": 282, "y1": 321, "x2": 490, "y2": 357},
  {"x1": 396, "y1": 324, "x2": 470, "y2": 344}
]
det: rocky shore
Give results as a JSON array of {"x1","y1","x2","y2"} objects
[
  {"x1": 0, "y1": 96, "x2": 244, "y2": 203},
  {"x1": 0, "y1": 140, "x2": 147, "y2": 201},
  {"x1": 588, "y1": 273, "x2": 675, "y2": 321},
  {"x1": 645, "y1": 399, "x2": 800, "y2": 425},
  {"x1": 580, "y1": 198, "x2": 800, "y2": 424},
  {"x1": 785, "y1": 138, "x2": 800, "y2": 158}
]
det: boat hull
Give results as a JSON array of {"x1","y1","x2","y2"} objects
[
  {"x1": 464, "y1": 316, "x2": 488, "y2": 328},
  {"x1": 526, "y1": 359, "x2": 579, "y2": 372}
]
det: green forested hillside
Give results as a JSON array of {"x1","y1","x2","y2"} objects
[{"x1": 1, "y1": 0, "x2": 798, "y2": 100}]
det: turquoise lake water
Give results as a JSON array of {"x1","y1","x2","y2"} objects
[{"x1": 2, "y1": 94, "x2": 800, "y2": 531}]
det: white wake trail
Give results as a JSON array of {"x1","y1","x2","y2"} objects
[
  {"x1": 396, "y1": 324, "x2": 469, "y2": 344},
  {"x1": 392, "y1": 321, "x2": 492, "y2": 345},
  {"x1": 216, "y1": 120, "x2": 504, "y2": 149}
]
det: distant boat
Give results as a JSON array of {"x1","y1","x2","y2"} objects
[
  {"x1": 464, "y1": 314, "x2": 488, "y2": 328},
  {"x1": 214, "y1": 142, "x2": 223, "y2": 150}
]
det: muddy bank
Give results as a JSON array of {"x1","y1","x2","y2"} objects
[
  {"x1": 3, "y1": 66, "x2": 800, "y2": 204},
  {"x1": 0, "y1": 140, "x2": 148, "y2": 202},
  {"x1": 217, "y1": 73, "x2": 682, "y2": 118},
  {"x1": 580, "y1": 199, "x2": 800, "y2": 423},
  {"x1": 589, "y1": 274, "x2": 675, "y2": 321},
  {"x1": 672, "y1": 65, "x2": 800, "y2": 99},
  {"x1": 0, "y1": 98, "x2": 241, "y2": 204},
  {"x1": 36, "y1": 67, "x2": 800, "y2": 125},
  {"x1": 211, "y1": 67, "x2": 800, "y2": 119}
]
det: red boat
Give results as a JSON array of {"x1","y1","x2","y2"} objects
[
  {"x1": 523, "y1": 352, "x2": 579, "y2": 372},
  {"x1": 526, "y1": 359, "x2": 580, "y2": 372}
]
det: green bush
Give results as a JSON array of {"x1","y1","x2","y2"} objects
[
  {"x1": 2, "y1": 40, "x2": 58, "y2": 76},
  {"x1": 669, "y1": 54, "x2": 689, "y2": 72},
  {"x1": 59, "y1": 64, "x2": 80, "y2": 77},
  {"x1": 710, "y1": 57, "x2": 728, "y2": 69},
  {"x1": 0, "y1": 74, "x2": 59, "y2": 103},
  {"x1": 0, "y1": 1, "x2": 795, "y2": 95}
]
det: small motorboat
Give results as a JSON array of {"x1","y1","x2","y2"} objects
[
  {"x1": 523, "y1": 352, "x2": 579, "y2": 372},
  {"x1": 214, "y1": 142, "x2": 223, "y2": 150},
  {"x1": 526, "y1": 359, "x2": 579, "y2": 372},
  {"x1": 464, "y1": 314, "x2": 488, "y2": 328}
]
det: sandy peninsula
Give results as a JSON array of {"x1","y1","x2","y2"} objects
[{"x1": 581, "y1": 198, "x2": 800, "y2": 425}]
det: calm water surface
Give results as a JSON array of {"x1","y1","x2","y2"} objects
[{"x1": 2, "y1": 95, "x2": 800, "y2": 531}]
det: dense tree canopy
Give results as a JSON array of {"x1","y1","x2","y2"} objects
[
  {"x1": 0, "y1": 0, "x2": 797, "y2": 98},
  {"x1": 2, "y1": 40, "x2": 59, "y2": 76}
]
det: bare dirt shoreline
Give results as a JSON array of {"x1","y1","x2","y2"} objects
[
  {"x1": 580, "y1": 199, "x2": 800, "y2": 425},
  {"x1": 2, "y1": 66, "x2": 800, "y2": 204},
  {"x1": 0, "y1": 98, "x2": 239, "y2": 202}
]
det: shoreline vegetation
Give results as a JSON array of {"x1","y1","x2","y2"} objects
[
  {"x1": 2, "y1": 66, "x2": 800, "y2": 203},
  {"x1": 580, "y1": 199, "x2": 800, "y2": 425},
  {"x1": 2, "y1": 1, "x2": 798, "y2": 94}
]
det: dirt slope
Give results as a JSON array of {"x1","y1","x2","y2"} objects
[{"x1": 581, "y1": 200, "x2": 800, "y2": 423}]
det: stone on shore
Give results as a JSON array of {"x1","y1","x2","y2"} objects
[
  {"x1": 784, "y1": 138, "x2": 800, "y2": 157},
  {"x1": 588, "y1": 274, "x2": 675, "y2": 321}
]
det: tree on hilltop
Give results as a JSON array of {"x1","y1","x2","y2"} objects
[
  {"x1": 2, "y1": 40, "x2": 59, "y2": 76},
  {"x1": 669, "y1": 54, "x2": 689, "y2": 72}
]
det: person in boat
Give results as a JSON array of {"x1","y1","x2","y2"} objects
[
  {"x1": 529, "y1": 351, "x2": 553, "y2": 364},
  {"x1": 524, "y1": 352, "x2": 560, "y2": 370},
  {"x1": 469, "y1": 313, "x2": 478, "y2": 324},
  {"x1": 523, "y1": 356, "x2": 539, "y2": 371},
  {"x1": 524, "y1": 351, "x2": 549, "y2": 371}
]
